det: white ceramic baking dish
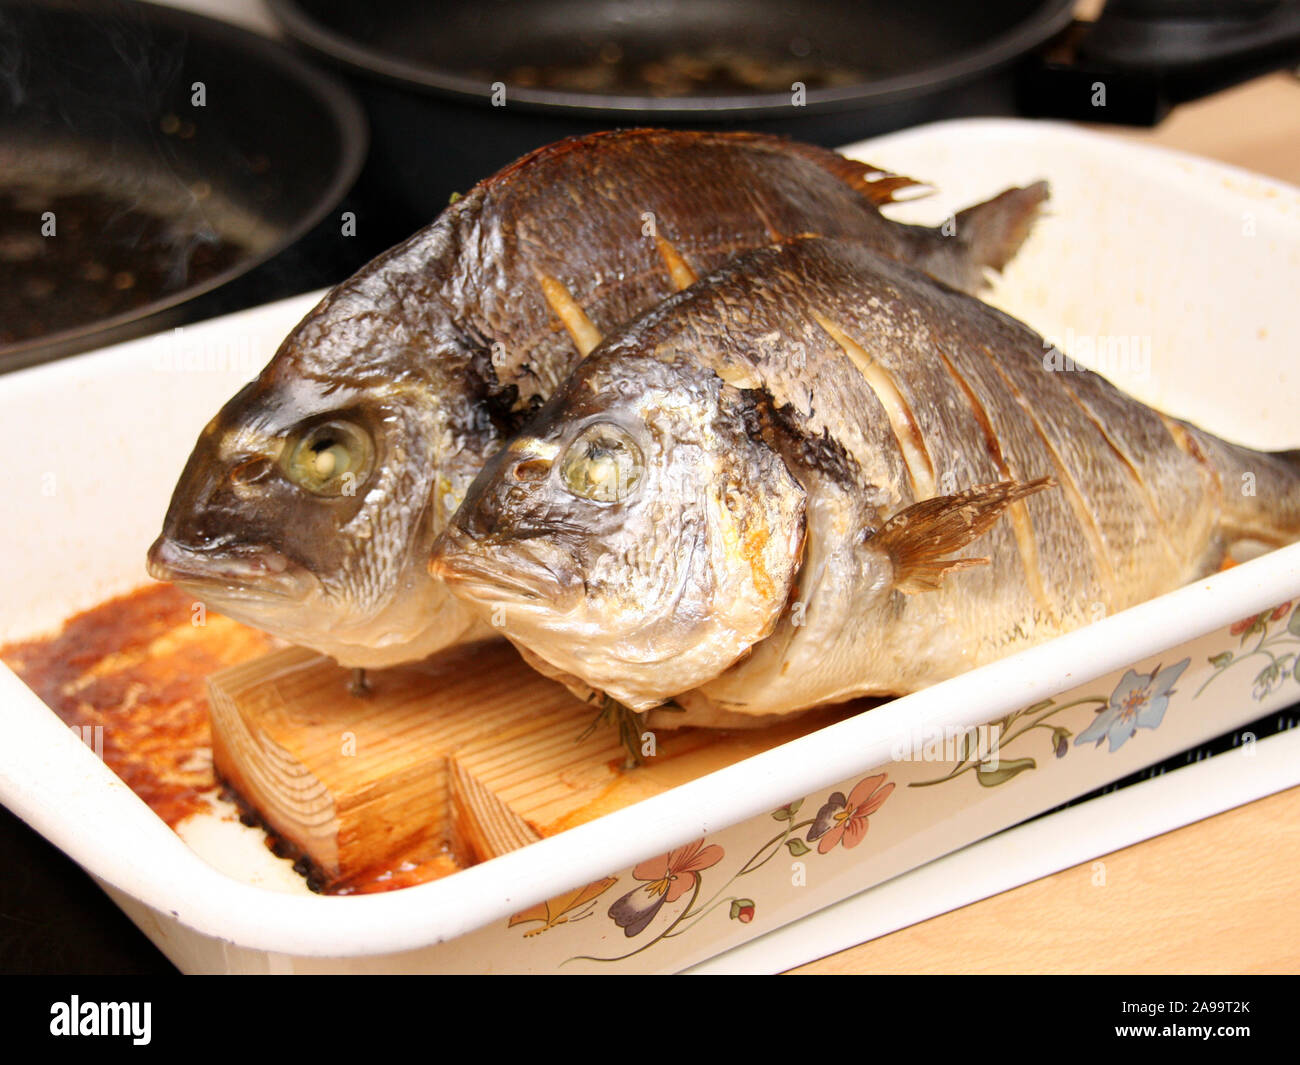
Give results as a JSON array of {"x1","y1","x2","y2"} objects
[{"x1": 2, "y1": 119, "x2": 1298, "y2": 973}]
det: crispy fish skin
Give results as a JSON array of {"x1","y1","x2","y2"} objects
[
  {"x1": 431, "y1": 237, "x2": 1300, "y2": 722},
  {"x1": 148, "y1": 129, "x2": 1049, "y2": 668},
  {"x1": 442, "y1": 131, "x2": 1047, "y2": 413}
]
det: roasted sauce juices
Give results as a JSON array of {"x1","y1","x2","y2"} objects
[{"x1": 0, "y1": 584, "x2": 462, "y2": 893}]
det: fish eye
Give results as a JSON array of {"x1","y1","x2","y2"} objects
[
  {"x1": 559, "y1": 422, "x2": 643, "y2": 503},
  {"x1": 282, "y1": 419, "x2": 373, "y2": 496}
]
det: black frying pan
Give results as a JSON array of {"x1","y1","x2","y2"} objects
[
  {"x1": 0, "y1": 0, "x2": 367, "y2": 372},
  {"x1": 269, "y1": 0, "x2": 1078, "y2": 117},
  {"x1": 267, "y1": 0, "x2": 1076, "y2": 224},
  {"x1": 268, "y1": 0, "x2": 1300, "y2": 228}
]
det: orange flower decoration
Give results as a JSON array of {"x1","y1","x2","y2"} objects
[
  {"x1": 806, "y1": 775, "x2": 895, "y2": 854},
  {"x1": 1233, "y1": 602, "x2": 1292, "y2": 637},
  {"x1": 1230, "y1": 612, "x2": 1264, "y2": 636}
]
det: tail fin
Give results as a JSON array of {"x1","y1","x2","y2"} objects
[
  {"x1": 1183, "y1": 427, "x2": 1300, "y2": 550},
  {"x1": 891, "y1": 181, "x2": 1050, "y2": 294},
  {"x1": 954, "y1": 180, "x2": 1051, "y2": 276}
]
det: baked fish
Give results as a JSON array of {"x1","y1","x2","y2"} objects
[
  {"x1": 430, "y1": 236, "x2": 1300, "y2": 726},
  {"x1": 147, "y1": 129, "x2": 1047, "y2": 668}
]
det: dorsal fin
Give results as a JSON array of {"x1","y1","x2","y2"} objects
[{"x1": 779, "y1": 140, "x2": 929, "y2": 206}]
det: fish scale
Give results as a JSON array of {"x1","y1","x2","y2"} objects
[
  {"x1": 684, "y1": 241, "x2": 1227, "y2": 711},
  {"x1": 450, "y1": 131, "x2": 1043, "y2": 412},
  {"x1": 669, "y1": 248, "x2": 1113, "y2": 709}
]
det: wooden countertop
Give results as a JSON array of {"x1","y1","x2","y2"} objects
[
  {"x1": 1099, "y1": 71, "x2": 1300, "y2": 184},
  {"x1": 792, "y1": 71, "x2": 1300, "y2": 975}
]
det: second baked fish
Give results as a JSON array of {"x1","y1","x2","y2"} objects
[{"x1": 431, "y1": 237, "x2": 1300, "y2": 726}]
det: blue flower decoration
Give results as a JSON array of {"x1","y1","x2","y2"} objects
[{"x1": 1075, "y1": 659, "x2": 1190, "y2": 753}]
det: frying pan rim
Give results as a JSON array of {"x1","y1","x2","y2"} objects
[
  {"x1": 0, "y1": 0, "x2": 368, "y2": 370},
  {"x1": 266, "y1": 0, "x2": 1077, "y2": 117}
]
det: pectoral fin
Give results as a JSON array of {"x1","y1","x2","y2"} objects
[{"x1": 872, "y1": 478, "x2": 1056, "y2": 594}]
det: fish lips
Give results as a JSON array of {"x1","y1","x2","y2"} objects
[
  {"x1": 429, "y1": 527, "x2": 577, "y2": 610},
  {"x1": 146, "y1": 536, "x2": 318, "y2": 602}
]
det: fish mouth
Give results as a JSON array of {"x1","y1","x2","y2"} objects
[
  {"x1": 429, "y1": 529, "x2": 573, "y2": 607},
  {"x1": 146, "y1": 536, "x2": 317, "y2": 602}
]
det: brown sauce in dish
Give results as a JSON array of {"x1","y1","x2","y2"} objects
[
  {"x1": 0, "y1": 583, "x2": 465, "y2": 893},
  {"x1": 2, "y1": 584, "x2": 857, "y2": 896},
  {"x1": 1, "y1": 584, "x2": 272, "y2": 827}
]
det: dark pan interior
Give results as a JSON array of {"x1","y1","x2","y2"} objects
[
  {"x1": 0, "y1": 0, "x2": 365, "y2": 371},
  {"x1": 272, "y1": 0, "x2": 1075, "y2": 113}
]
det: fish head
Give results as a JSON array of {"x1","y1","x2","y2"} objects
[
  {"x1": 431, "y1": 350, "x2": 807, "y2": 710},
  {"x1": 148, "y1": 302, "x2": 491, "y2": 668}
]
